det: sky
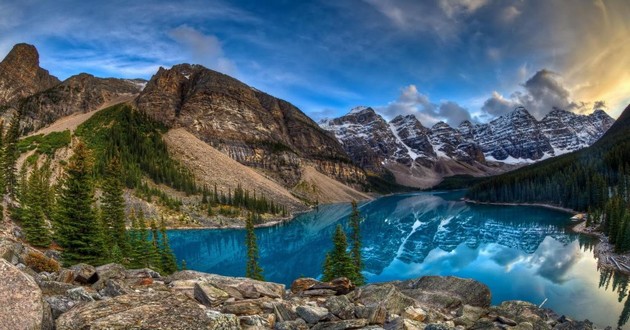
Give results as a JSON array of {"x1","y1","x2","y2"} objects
[{"x1": 1, "y1": 0, "x2": 629, "y2": 127}]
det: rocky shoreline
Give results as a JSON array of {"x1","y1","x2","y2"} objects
[
  {"x1": 571, "y1": 221, "x2": 630, "y2": 276},
  {"x1": 0, "y1": 237, "x2": 598, "y2": 330}
]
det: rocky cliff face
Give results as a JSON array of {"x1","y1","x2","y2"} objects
[
  {"x1": 19, "y1": 73, "x2": 145, "y2": 134},
  {"x1": 0, "y1": 43, "x2": 60, "y2": 107},
  {"x1": 322, "y1": 106, "x2": 614, "y2": 187},
  {"x1": 136, "y1": 64, "x2": 365, "y2": 188}
]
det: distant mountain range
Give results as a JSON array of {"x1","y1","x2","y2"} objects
[
  {"x1": 0, "y1": 42, "x2": 616, "y2": 199},
  {"x1": 320, "y1": 105, "x2": 614, "y2": 188}
]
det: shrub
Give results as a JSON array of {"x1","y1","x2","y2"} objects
[{"x1": 24, "y1": 251, "x2": 60, "y2": 273}]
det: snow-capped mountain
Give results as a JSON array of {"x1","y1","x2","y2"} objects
[{"x1": 320, "y1": 106, "x2": 614, "y2": 187}]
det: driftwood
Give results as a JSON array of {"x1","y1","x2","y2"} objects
[{"x1": 610, "y1": 256, "x2": 622, "y2": 271}]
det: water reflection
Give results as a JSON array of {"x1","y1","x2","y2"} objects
[{"x1": 168, "y1": 191, "x2": 629, "y2": 329}]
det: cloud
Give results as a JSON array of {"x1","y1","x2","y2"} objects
[
  {"x1": 378, "y1": 85, "x2": 471, "y2": 127},
  {"x1": 481, "y1": 69, "x2": 591, "y2": 118},
  {"x1": 168, "y1": 25, "x2": 236, "y2": 74}
]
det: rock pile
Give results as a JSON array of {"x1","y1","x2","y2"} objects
[{"x1": 0, "y1": 237, "x2": 596, "y2": 329}]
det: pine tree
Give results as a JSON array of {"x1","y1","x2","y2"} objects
[
  {"x1": 322, "y1": 224, "x2": 356, "y2": 282},
  {"x1": 3, "y1": 114, "x2": 20, "y2": 196},
  {"x1": 245, "y1": 212, "x2": 264, "y2": 281},
  {"x1": 148, "y1": 219, "x2": 163, "y2": 271},
  {"x1": 101, "y1": 156, "x2": 129, "y2": 256},
  {"x1": 348, "y1": 201, "x2": 365, "y2": 285},
  {"x1": 21, "y1": 163, "x2": 52, "y2": 247},
  {"x1": 56, "y1": 141, "x2": 105, "y2": 266},
  {"x1": 159, "y1": 218, "x2": 178, "y2": 274}
]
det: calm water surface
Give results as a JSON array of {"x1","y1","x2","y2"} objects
[{"x1": 168, "y1": 191, "x2": 630, "y2": 328}]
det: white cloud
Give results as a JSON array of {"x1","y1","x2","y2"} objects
[
  {"x1": 377, "y1": 85, "x2": 471, "y2": 127},
  {"x1": 168, "y1": 25, "x2": 236, "y2": 75}
]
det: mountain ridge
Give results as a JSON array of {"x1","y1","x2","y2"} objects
[{"x1": 320, "y1": 105, "x2": 614, "y2": 188}]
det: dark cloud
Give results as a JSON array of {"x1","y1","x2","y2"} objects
[
  {"x1": 593, "y1": 100, "x2": 607, "y2": 110},
  {"x1": 480, "y1": 69, "x2": 592, "y2": 118}
]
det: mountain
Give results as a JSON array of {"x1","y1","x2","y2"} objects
[
  {"x1": 0, "y1": 43, "x2": 60, "y2": 107},
  {"x1": 136, "y1": 64, "x2": 365, "y2": 191},
  {"x1": 467, "y1": 103, "x2": 630, "y2": 212},
  {"x1": 18, "y1": 73, "x2": 145, "y2": 134},
  {"x1": 321, "y1": 106, "x2": 614, "y2": 188}
]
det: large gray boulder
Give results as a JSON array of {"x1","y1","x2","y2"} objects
[
  {"x1": 167, "y1": 271, "x2": 285, "y2": 299},
  {"x1": 393, "y1": 276, "x2": 492, "y2": 309},
  {"x1": 56, "y1": 290, "x2": 239, "y2": 329},
  {"x1": 0, "y1": 258, "x2": 53, "y2": 330}
]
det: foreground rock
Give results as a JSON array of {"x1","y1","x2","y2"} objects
[
  {"x1": 56, "y1": 290, "x2": 239, "y2": 329},
  {"x1": 0, "y1": 259, "x2": 53, "y2": 330},
  {"x1": 0, "y1": 250, "x2": 599, "y2": 330}
]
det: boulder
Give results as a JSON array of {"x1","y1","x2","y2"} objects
[
  {"x1": 325, "y1": 295, "x2": 355, "y2": 320},
  {"x1": 296, "y1": 305, "x2": 329, "y2": 324},
  {"x1": 239, "y1": 314, "x2": 276, "y2": 329},
  {"x1": 56, "y1": 269, "x2": 75, "y2": 283},
  {"x1": 353, "y1": 283, "x2": 418, "y2": 315},
  {"x1": 195, "y1": 282, "x2": 231, "y2": 307},
  {"x1": 92, "y1": 263, "x2": 126, "y2": 290},
  {"x1": 0, "y1": 238, "x2": 24, "y2": 265},
  {"x1": 291, "y1": 278, "x2": 320, "y2": 293},
  {"x1": 69, "y1": 263, "x2": 99, "y2": 284},
  {"x1": 99, "y1": 279, "x2": 130, "y2": 298},
  {"x1": 355, "y1": 304, "x2": 387, "y2": 325},
  {"x1": 0, "y1": 258, "x2": 53, "y2": 329},
  {"x1": 273, "y1": 302, "x2": 298, "y2": 322},
  {"x1": 403, "y1": 306, "x2": 427, "y2": 322},
  {"x1": 37, "y1": 280, "x2": 78, "y2": 295},
  {"x1": 126, "y1": 268, "x2": 161, "y2": 279},
  {"x1": 275, "y1": 319, "x2": 308, "y2": 330},
  {"x1": 168, "y1": 271, "x2": 284, "y2": 299},
  {"x1": 66, "y1": 287, "x2": 95, "y2": 302},
  {"x1": 310, "y1": 318, "x2": 369, "y2": 330},
  {"x1": 56, "y1": 290, "x2": 237, "y2": 329},
  {"x1": 394, "y1": 276, "x2": 491, "y2": 309},
  {"x1": 45, "y1": 295, "x2": 79, "y2": 320},
  {"x1": 453, "y1": 305, "x2": 485, "y2": 327},
  {"x1": 221, "y1": 300, "x2": 266, "y2": 316},
  {"x1": 168, "y1": 279, "x2": 199, "y2": 299},
  {"x1": 291, "y1": 277, "x2": 354, "y2": 296}
]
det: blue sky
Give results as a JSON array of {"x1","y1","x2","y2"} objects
[{"x1": 1, "y1": 0, "x2": 629, "y2": 126}]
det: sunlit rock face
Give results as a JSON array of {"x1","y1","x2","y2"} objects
[{"x1": 136, "y1": 64, "x2": 365, "y2": 188}]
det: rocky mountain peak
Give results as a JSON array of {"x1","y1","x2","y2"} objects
[
  {"x1": 0, "y1": 43, "x2": 60, "y2": 105},
  {"x1": 137, "y1": 63, "x2": 364, "y2": 188},
  {"x1": 1, "y1": 43, "x2": 40, "y2": 71}
]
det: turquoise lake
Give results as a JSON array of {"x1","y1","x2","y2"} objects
[{"x1": 168, "y1": 191, "x2": 630, "y2": 328}]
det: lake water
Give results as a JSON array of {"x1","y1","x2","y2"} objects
[{"x1": 168, "y1": 191, "x2": 630, "y2": 328}]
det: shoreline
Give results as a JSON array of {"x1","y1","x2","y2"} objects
[
  {"x1": 463, "y1": 199, "x2": 578, "y2": 215},
  {"x1": 570, "y1": 221, "x2": 630, "y2": 275}
]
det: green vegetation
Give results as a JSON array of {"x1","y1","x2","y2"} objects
[
  {"x1": 348, "y1": 201, "x2": 365, "y2": 285},
  {"x1": 467, "y1": 104, "x2": 630, "y2": 251},
  {"x1": 17, "y1": 130, "x2": 71, "y2": 155},
  {"x1": 322, "y1": 224, "x2": 357, "y2": 282},
  {"x1": 101, "y1": 156, "x2": 129, "y2": 257},
  {"x1": 3, "y1": 114, "x2": 21, "y2": 197},
  {"x1": 245, "y1": 212, "x2": 264, "y2": 281},
  {"x1": 18, "y1": 161, "x2": 53, "y2": 247},
  {"x1": 365, "y1": 171, "x2": 415, "y2": 194},
  {"x1": 55, "y1": 141, "x2": 106, "y2": 266},
  {"x1": 205, "y1": 184, "x2": 287, "y2": 220},
  {"x1": 75, "y1": 104, "x2": 197, "y2": 194}
]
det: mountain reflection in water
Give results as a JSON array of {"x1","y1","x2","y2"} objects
[{"x1": 168, "y1": 191, "x2": 630, "y2": 329}]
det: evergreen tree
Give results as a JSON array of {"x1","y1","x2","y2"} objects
[
  {"x1": 159, "y1": 218, "x2": 178, "y2": 274},
  {"x1": 322, "y1": 224, "x2": 356, "y2": 282},
  {"x1": 348, "y1": 201, "x2": 365, "y2": 285},
  {"x1": 245, "y1": 212, "x2": 264, "y2": 281},
  {"x1": 3, "y1": 114, "x2": 20, "y2": 196},
  {"x1": 101, "y1": 156, "x2": 129, "y2": 256},
  {"x1": 56, "y1": 141, "x2": 105, "y2": 266},
  {"x1": 21, "y1": 163, "x2": 52, "y2": 247}
]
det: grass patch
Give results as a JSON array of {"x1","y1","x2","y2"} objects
[{"x1": 17, "y1": 130, "x2": 71, "y2": 156}]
